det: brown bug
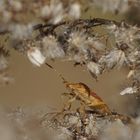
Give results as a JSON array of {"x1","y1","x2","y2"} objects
[
  {"x1": 44, "y1": 63, "x2": 132, "y2": 124},
  {"x1": 62, "y1": 81, "x2": 112, "y2": 115},
  {"x1": 45, "y1": 62, "x2": 111, "y2": 114}
]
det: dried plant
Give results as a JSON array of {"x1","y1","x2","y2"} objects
[
  {"x1": 0, "y1": 0, "x2": 140, "y2": 140},
  {"x1": 0, "y1": 46, "x2": 13, "y2": 85}
]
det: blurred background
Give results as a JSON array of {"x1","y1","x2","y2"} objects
[{"x1": 0, "y1": 4, "x2": 140, "y2": 116}]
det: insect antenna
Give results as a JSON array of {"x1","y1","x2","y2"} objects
[{"x1": 45, "y1": 62, "x2": 67, "y2": 84}]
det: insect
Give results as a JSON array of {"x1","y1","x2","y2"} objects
[
  {"x1": 45, "y1": 62, "x2": 111, "y2": 115},
  {"x1": 63, "y1": 81, "x2": 112, "y2": 115},
  {"x1": 44, "y1": 63, "x2": 132, "y2": 124}
]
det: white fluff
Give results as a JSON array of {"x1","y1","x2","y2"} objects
[
  {"x1": 120, "y1": 87, "x2": 137, "y2": 95},
  {"x1": 27, "y1": 47, "x2": 46, "y2": 67}
]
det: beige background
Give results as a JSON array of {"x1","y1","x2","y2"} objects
[{"x1": 0, "y1": 8, "x2": 137, "y2": 115}]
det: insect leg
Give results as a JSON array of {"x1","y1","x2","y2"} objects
[{"x1": 63, "y1": 95, "x2": 77, "y2": 111}]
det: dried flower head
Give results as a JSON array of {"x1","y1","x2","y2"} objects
[
  {"x1": 107, "y1": 23, "x2": 140, "y2": 48},
  {"x1": 42, "y1": 35, "x2": 65, "y2": 59},
  {"x1": 99, "y1": 49, "x2": 126, "y2": 69}
]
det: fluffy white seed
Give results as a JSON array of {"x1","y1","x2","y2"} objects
[
  {"x1": 87, "y1": 61, "x2": 101, "y2": 76},
  {"x1": 69, "y1": 3, "x2": 81, "y2": 19},
  {"x1": 127, "y1": 70, "x2": 135, "y2": 79},
  {"x1": 120, "y1": 87, "x2": 137, "y2": 95},
  {"x1": 27, "y1": 47, "x2": 46, "y2": 67}
]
